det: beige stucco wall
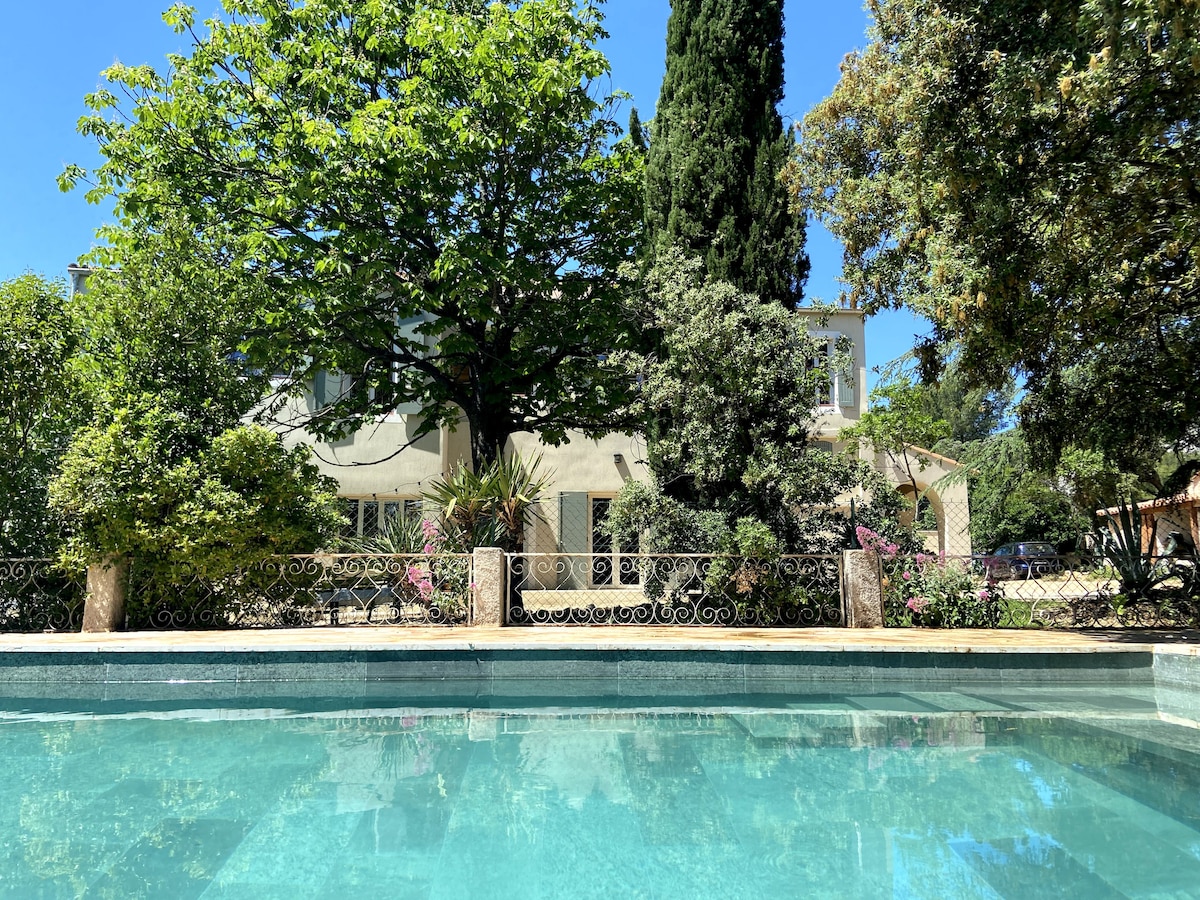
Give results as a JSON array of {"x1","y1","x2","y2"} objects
[
  {"x1": 873, "y1": 447, "x2": 972, "y2": 556},
  {"x1": 507, "y1": 432, "x2": 648, "y2": 494},
  {"x1": 273, "y1": 392, "x2": 649, "y2": 501},
  {"x1": 796, "y1": 308, "x2": 867, "y2": 440}
]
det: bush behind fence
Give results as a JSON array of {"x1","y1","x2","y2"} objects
[{"x1": 881, "y1": 552, "x2": 1200, "y2": 629}]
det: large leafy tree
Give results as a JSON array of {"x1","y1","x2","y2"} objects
[
  {"x1": 0, "y1": 275, "x2": 84, "y2": 556},
  {"x1": 794, "y1": 0, "x2": 1200, "y2": 465},
  {"x1": 645, "y1": 0, "x2": 807, "y2": 304},
  {"x1": 64, "y1": 0, "x2": 644, "y2": 469}
]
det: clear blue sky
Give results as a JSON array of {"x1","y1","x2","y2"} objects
[{"x1": 0, "y1": 0, "x2": 929, "y2": 382}]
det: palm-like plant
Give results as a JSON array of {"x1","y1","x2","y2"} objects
[
  {"x1": 349, "y1": 513, "x2": 429, "y2": 555},
  {"x1": 423, "y1": 453, "x2": 552, "y2": 552}
]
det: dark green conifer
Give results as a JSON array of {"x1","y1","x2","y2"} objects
[{"x1": 645, "y1": 0, "x2": 808, "y2": 306}]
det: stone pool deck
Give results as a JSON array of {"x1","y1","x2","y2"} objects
[
  {"x1": 0, "y1": 625, "x2": 1197, "y2": 654},
  {"x1": 0, "y1": 627, "x2": 1199, "y2": 687}
]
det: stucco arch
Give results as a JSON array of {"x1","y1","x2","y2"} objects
[{"x1": 874, "y1": 447, "x2": 972, "y2": 557}]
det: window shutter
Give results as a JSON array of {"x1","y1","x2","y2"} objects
[
  {"x1": 314, "y1": 370, "x2": 328, "y2": 407},
  {"x1": 558, "y1": 492, "x2": 589, "y2": 553},
  {"x1": 838, "y1": 358, "x2": 856, "y2": 408},
  {"x1": 393, "y1": 313, "x2": 428, "y2": 415},
  {"x1": 558, "y1": 492, "x2": 589, "y2": 589}
]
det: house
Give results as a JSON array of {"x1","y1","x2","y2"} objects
[
  {"x1": 65, "y1": 263, "x2": 970, "y2": 558},
  {"x1": 274, "y1": 307, "x2": 973, "y2": 558}
]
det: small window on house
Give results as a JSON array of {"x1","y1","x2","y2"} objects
[
  {"x1": 341, "y1": 496, "x2": 423, "y2": 537},
  {"x1": 807, "y1": 332, "x2": 856, "y2": 409},
  {"x1": 339, "y1": 498, "x2": 360, "y2": 538},
  {"x1": 808, "y1": 353, "x2": 833, "y2": 405},
  {"x1": 806, "y1": 338, "x2": 836, "y2": 407}
]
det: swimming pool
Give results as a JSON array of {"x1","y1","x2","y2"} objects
[{"x1": 1, "y1": 674, "x2": 1198, "y2": 898}]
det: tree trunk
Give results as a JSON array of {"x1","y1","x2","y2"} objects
[{"x1": 467, "y1": 410, "x2": 510, "y2": 472}]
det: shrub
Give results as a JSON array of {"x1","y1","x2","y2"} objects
[
  {"x1": 49, "y1": 399, "x2": 343, "y2": 625},
  {"x1": 859, "y1": 526, "x2": 998, "y2": 628}
]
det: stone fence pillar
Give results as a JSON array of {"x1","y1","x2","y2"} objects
[
  {"x1": 471, "y1": 547, "x2": 505, "y2": 627},
  {"x1": 82, "y1": 556, "x2": 129, "y2": 633},
  {"x1": 842, "y1": 549, "x2": 883, "y2": 628}
]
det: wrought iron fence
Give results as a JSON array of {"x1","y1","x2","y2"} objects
[
  {"x1": 880, "y1": 552, "x2": 1200, "y2": 629},
  {"x1": 0, "y1": 559, "x2": 85, "y2": 633},
  {"x1": 127, "y1": 553, "x2": 473, "y2": 630},
  {"x1": 506, "y1": 553, "x2": 844, "y2": 626}
]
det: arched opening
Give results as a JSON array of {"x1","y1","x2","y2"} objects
[{"x1": 897, "y1": 484, "x2": 946, "y2": 553}]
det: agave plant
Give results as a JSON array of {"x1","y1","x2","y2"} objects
[
  {"x1": 347, "y1": 513, "x2": 429, "y2": 555},
  {"x1": 423, "y1": 453, "x2": 552, "y2": 552},
  {"x1": 1095, "y1": 498, "x2": 1168, "y2": 603}
]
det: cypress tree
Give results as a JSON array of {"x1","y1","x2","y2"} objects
[{"x1": 645, "y1": 0, "x2": 808, "y2": 306}]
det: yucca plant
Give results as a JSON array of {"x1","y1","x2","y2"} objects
[
  {"x1": 487, "y1": 453, "x2": 553, "y2": 550},
  {"x1": 423, "y1": 453, "x2": 552, "y2": 552}
]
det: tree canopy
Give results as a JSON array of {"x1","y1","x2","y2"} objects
[
  {"x1": 794, "y1": 0, "x2": 1200, "y2": 465},
  {"x1": 0, "y1": 275, "x2": 83, "y2": 556},
  {"x1": 645, "y1": 0, "x2": 807, "y2": 304},
  {"x1": 610, "y1": 252, "x2": 908, "y2": 553},
  {"x1": 64, "y1": 0, "x2": 645, "y2": 469}
]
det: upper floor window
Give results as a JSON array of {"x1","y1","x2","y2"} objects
[{"x1": 808, "y1": 332, "x2": 855, "y2": 411}]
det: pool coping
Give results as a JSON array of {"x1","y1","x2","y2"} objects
[
  {"x1": 0, "y1": 625, "x2": 1195, "y2": 655},
  {"x1": 0, "y1": 627, "x2": 1196, "y2": 688}
]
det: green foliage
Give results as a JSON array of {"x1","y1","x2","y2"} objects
[
  {"x1": 73, "y1": 220, "x2": 270, "y2": 435},
  {"x1": 645, "y1": 0, "x2": 807, "y2": 304},
  {"x1": 1095, "y1": 498, "x2": 1171, "y2": 602},
  {"x1": 953, "y1": 430, "x2": 1090, "y2": 551},
  {"x1": 49, "y1": 398, "x2": 343, "y2": 578},
  {"x1": 349, "y1": 512, "x2": 429, "y2": 556},
  {"x1": 1157, "y1": 457, "x2": 1200, "y2": 501},
  {"x1": 917, "y1": 362, "x2": 1012, "y2": 447},
  {"x1": 422, "y1": 454, "x2": 552, "y2": 552},
  {"x1": 860, "y1": 527, "x2": 999, "y2": 628},
  {"x1": 796, "y1": 0, "x2": 1200, "y2": 466},
  {"x1": 841, "y1": 376, "x2": 952, "y2": 516},
  {"x1": 606, "y1": 459, "x2": 912, "y2": 559},
  {"x1": 605, "y1": 478, "x2": 731, "y2": 554},
  {"x1": 0, "y1": 275, "x2": 84, "y2": 556},
  {"x1": 66, "y1": 0, "x2": 645, "y2": 469},
  {"x1": 884, "y1": 559, "x2": 998, "y2": 628},
  {"x1": 614, "y1": 251, "x2": 846, "y2": 522},
  {"x1": 843, "y1": 378, "x2": 951, "y2": 462}
]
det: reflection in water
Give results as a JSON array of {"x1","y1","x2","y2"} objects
[{"x1": 0, "y1": 688, "x2": 1198, "y2": 898}]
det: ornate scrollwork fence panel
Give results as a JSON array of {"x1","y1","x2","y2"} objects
[
  {"x1": 0, "y1": 559, "x2": 84, "y2": 633},
  {"x1": 880, "y1": 552, "x2": 1200, "y2": 629},
  {"x1": 127, "y1": 553, "x2": 473, "y2": 630},
  {"x1": 506, "y1": 554, "x2": 844, "y2": 626}
]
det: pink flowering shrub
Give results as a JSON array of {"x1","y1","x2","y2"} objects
[
  {"x1": 390, "y1": 519, "x2": 471, "y2": 618},
  {"x1": 859, "y1": 526, "x2": 1001, "y2": 627},
  {"x1": 856, "y1": 526, "x2": 900, "y2": 560}
]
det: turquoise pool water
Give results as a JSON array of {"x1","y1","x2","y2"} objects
[{"x1": 0, "y1": 682, "x2": 1198, "y2": 898}]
